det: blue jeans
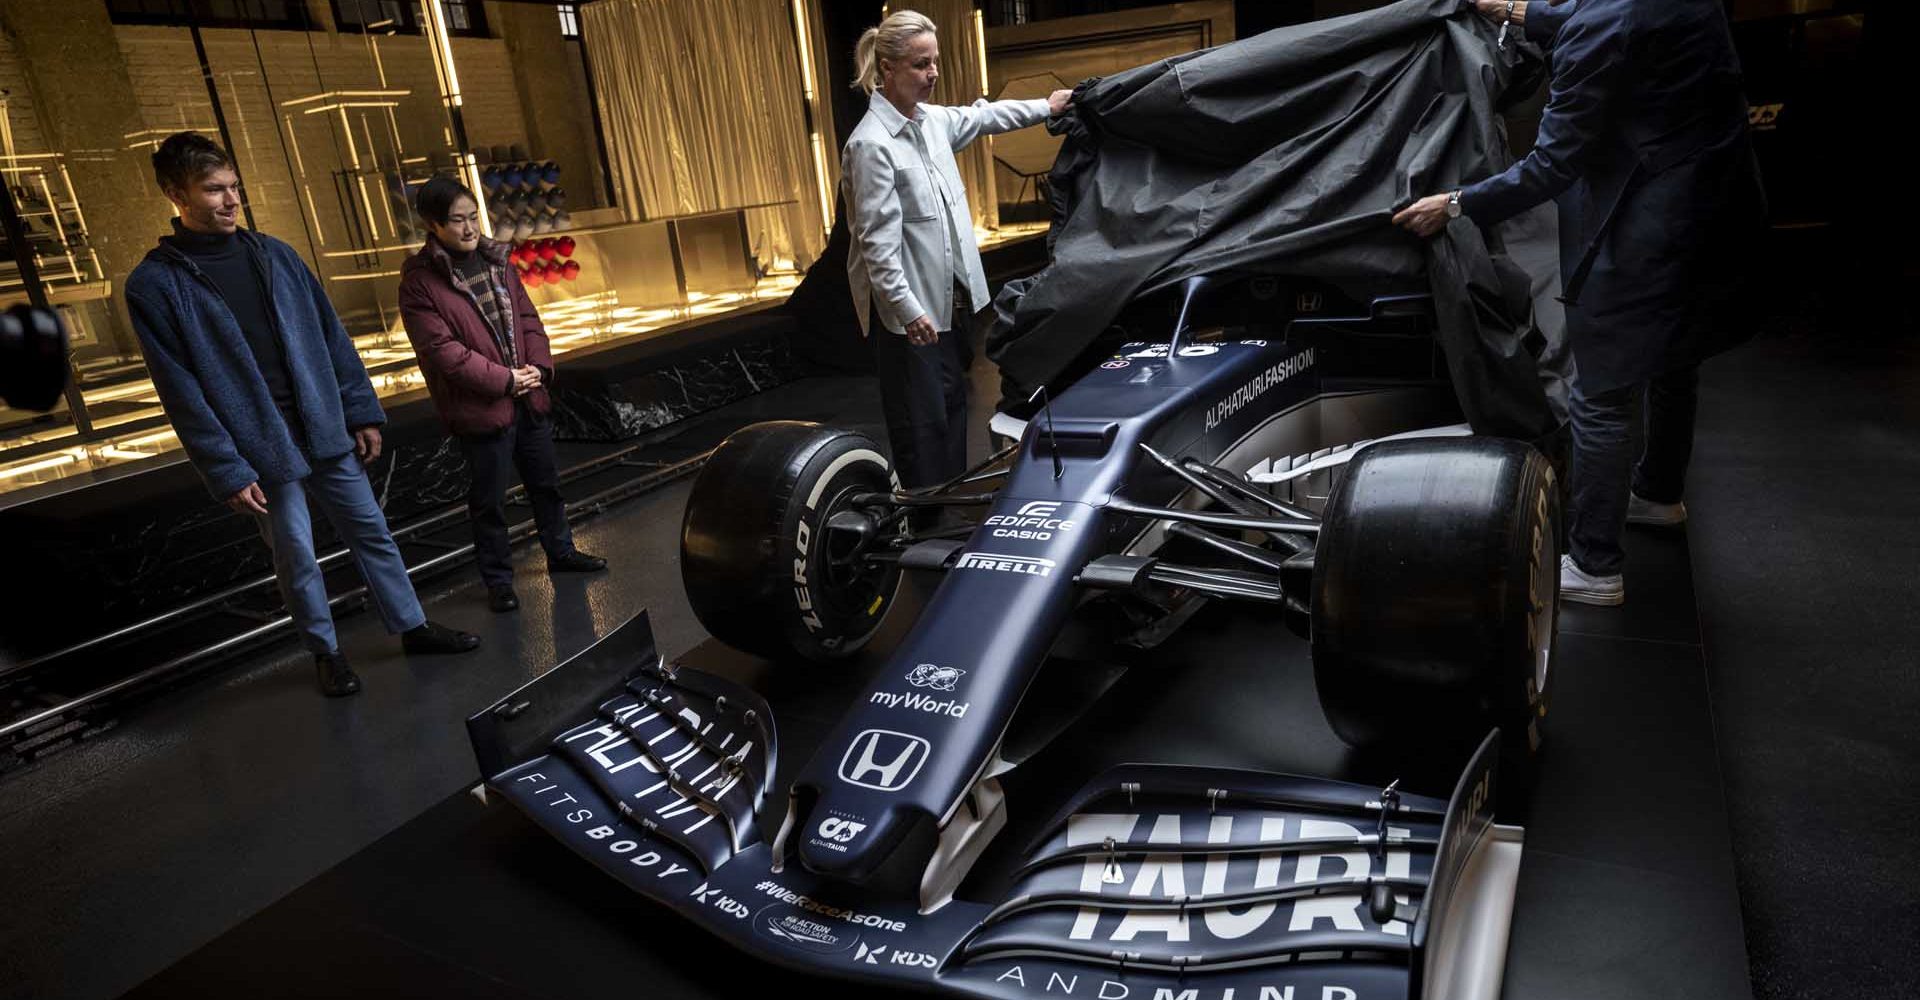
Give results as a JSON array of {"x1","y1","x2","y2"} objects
[
  {"x1": 1568, "y1": 365, "x2": 1700, "y2": 576},
  {"x1": 256, "y1": 450, "x2": 426, "y2": 654}
]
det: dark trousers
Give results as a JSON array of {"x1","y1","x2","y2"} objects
[
  {"x1": 458, "y1": 400, "x2": 574, "y2": 588},
  {"x1": 870, "y1": 289, "x2": 973, "y2": 490},
  {"x1": 1568, "y1": 364, "x2": 1700, "y2": 576}
]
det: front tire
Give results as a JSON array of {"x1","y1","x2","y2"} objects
[
  {"x1": 1310, "y1": 437, "x2": 1559, "y2": 784},
  {"x1": 681, "y1": 422, "x2": 902, "y2": 662}
]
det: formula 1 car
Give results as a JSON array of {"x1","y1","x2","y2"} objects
[{"x1": 467, "y1": 276, "x2": 1560, "y2": 1000}]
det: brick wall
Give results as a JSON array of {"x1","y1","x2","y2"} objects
[
  {"x1": 8, "y1": 5, "x2": 587, "y2": 338},
  {"x1": 113, "y1": 23, "x2": 532, "y2": 332},
  {"x1": 0, "y1": 25, "x2": 52, "y2": 158}
]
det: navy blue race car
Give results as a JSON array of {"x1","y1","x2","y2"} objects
[{"x1": 467, "y1": 277, "x2": 1560, "y2": 1000}]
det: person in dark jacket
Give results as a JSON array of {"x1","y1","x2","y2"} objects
[
  {"x1": 124, "y1": 132, "x2": 480, "y2": 698},
  {"x1": 1395, "y1": 0, "x2": 1765, "y2": 606},
  {"x1": 399, "y1": 177, "x2": 605, "y2": 614}
]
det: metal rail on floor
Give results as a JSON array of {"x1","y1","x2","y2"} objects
[{"x1": 0, "y1": 442, "x2": 714, "y2": 751}]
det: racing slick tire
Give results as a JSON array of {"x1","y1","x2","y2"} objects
[
  {"x1": 681, "y1": 421, "x2": 902, "y2": 662},
  {"x1": 1310, "y1": 437, "x2": 1559, "y2": 789}
]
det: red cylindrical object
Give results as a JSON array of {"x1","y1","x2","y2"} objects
[
  {"x1": 538, "y1": 238, "x2": 558, "y2": 261},
  {"x1": 522, "y1": 264, "x2": 545, "y2": 287},
  {"x1": 556, "y1": 236, "x2": 576, "y2": 259},
  {"x1": 560, "y1": 260, "x2": 581, "y2": 281}
]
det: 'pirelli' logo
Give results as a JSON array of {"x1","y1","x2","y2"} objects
[{"x1": 955, "y1": 552, "x2": 1056, "y2": 577}]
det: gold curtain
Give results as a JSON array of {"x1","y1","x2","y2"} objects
[
  {"x1": 798, "y1": 0, "x2": 840, "y2": 216},
  {"x1": 580, "y1": 0, "x2": 825, "y2": 267},
  {"x1": 893, "y1": 0, "x2": 999, "y2": 231}
]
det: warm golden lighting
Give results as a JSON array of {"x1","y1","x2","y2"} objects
[
  {"x1": 422, "y1": 1, "x2": 464, "y2": 107},
  {"x1": 810, "y1": 131, "x2": 834, "y2": 236},
  {"x1": 0, "y1": 451, "x2": 80, "y2": 481},
  {"x1": 0, "y1": 270, "x2": 809, "y2": 492},
  {"x1": 279, "y1": 90, "x2": 410, "y2": 108},
  {"x1": 791, "y1": 0, "x2": 816, "y2": 102},
  {"x1": 462, "y1": 154, "x2": 493, "y2": 238},
  {"x1": 976, "y1": 220, "x2": 1048, "y2": 250},
  {"x1": 973, "y1": 9, "x2": 990, "y2": 98}
]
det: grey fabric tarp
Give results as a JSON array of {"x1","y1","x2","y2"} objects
[{"x1": 987, "y1": 0, "x2": 1566, "y2": 440}]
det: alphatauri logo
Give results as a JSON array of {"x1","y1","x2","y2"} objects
[
  {"x1": 816, "y1": 817, "x2": 867, "y2": 844},
  {"x1": 837, "y1": 729, "x2": 930, "y2": 791}
]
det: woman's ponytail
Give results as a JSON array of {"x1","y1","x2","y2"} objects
[
  {"x1": 850, "y1": 11, "x2": 936, "y2": 95},
  {"x1": 852, "y1": 26, "x2": 881, "y2": 94}
]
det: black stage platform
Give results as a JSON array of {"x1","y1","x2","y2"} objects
[{"x1": 129, "y1": 526, "x2": 1752, "y2": 1000}]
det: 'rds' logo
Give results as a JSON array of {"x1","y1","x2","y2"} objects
[{"x1": 855, "y1": 942, "x2": 938, "y2": 968}]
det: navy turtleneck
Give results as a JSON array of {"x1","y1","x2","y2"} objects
[{"x1": 163, "y1": 219, "x2": 297, "y2": 425}]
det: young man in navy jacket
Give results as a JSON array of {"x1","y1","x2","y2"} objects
[{"x1": 125, "y1": 132, "x2": 480, "y2": 697}]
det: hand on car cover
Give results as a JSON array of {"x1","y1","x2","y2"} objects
[
  {"x1": 1392, "y1": 194, "x2": 1455, "y2": 238},
  {"x1": 1047, "y1": 89, "x2": 1073, "y2": 116},
  {"x1": 1471, "y1": 0, "x2": 1525, "y2": 24}
]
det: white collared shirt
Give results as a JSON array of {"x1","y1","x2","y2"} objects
[{"x1": 842, "y1": 91, "x2": 1050, "y2": 336}]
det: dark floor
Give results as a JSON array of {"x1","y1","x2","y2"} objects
[
  {"x1": 0, "y1": 373, "x2": 895, "y2": 1000},
  {"x1": 1, "y1": 315, "x2": 1916, "y2": 1000},
  {"x1": 1687, "y1": 323, "x2": 1920, "y2": 1000}
]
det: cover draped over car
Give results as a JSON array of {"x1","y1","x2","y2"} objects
[{"x1": 988, "y1": 0, "x2": 1566, "y2": 441}]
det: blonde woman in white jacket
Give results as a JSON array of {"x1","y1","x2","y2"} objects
[{"x1": 843, "y1": 10, "x2": 1070, "y2": 489}]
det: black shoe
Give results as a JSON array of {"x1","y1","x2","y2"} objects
[
  {"x1": 401, "y1": 620, "x2": 482, "y2": 655},
  {"x1": 315, "y1": 652, "x2": 362, "y2": 697},
  {"x1": 547, "y1": 550, "x2": 607, "y2": 574},
  {"x1": 488, "y1": 586, "x2": 520, "y2": 613}
]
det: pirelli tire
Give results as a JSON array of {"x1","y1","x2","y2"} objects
[
  {"x1": 1310, "y1": 437, "x2": 1560, "y2": 790},
  {"x1": 681, "y1": 421, "x2": 902, "y2": 662}
]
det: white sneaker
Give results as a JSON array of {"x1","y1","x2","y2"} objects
[
  {"x1": 1627, "y1": 493, "x2": 1688, "y2": 526},
  {"x1": 1559, "y1": 554, "x2": 1625, "y2": 606}
]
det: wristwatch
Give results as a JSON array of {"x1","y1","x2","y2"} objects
[{"x1": 1446, "y1": 190, "x2": 1463, "y2": 219}]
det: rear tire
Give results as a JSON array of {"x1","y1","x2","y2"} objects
[
  {"x1": 1310, "y1": 438, "x2": 1559, "y2": 789},
  {"x1": 681, "y1": 421, "x2": 902, "y2": 662}
]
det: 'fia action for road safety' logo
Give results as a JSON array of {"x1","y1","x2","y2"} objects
[{"x1": 837, "y1": 729, "x2": 930, "y2": 791}]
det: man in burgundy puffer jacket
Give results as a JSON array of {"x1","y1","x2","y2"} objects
[{"x1": 400, "y1": 176, "x2": 605, "y2": 613}]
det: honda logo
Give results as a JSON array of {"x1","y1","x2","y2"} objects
[{"x1": 838, "y1": 729, "x2": 930, "y2": 791}]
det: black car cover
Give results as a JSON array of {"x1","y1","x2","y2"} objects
[{"x1": 988, "y1": 0, "x2": 1564, "y2": 441}]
